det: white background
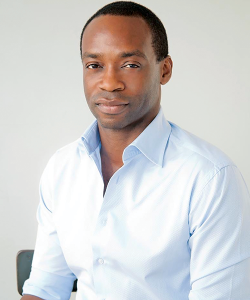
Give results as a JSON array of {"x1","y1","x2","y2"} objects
[{"x1": 0, "y1": 1, "x2": 249, "y2": 299}]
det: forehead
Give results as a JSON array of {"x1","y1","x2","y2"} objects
[{"x1": 81, "y1": 15, "x2": 154, "y2": 57}]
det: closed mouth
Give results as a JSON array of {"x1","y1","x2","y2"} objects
[
  {"x1": 95, "y1": 100, "x2": 129, "y2": 114},
  {"x1": 96, "y1": 99, "x2": 129, "y2": 106}
]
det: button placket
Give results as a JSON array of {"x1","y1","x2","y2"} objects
[
  {"x1": 102, "y1": 218, "x2": 107, "y2": 226},
  {"x1": 98, "y1": 258, "x2": 104, "y2": 265}
]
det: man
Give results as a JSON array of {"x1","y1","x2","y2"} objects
[{"x1": 22, "y1": 1, "x2": 250, "y2": 300}]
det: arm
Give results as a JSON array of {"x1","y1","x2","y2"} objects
[
  {"x1": 22, "y1": 155, "x2": 76, "y2": 300},
  {"x1": 21, "y1": 296, "x2": 43, "y2": 300},
  {"x1": 188, "y1": 165, "x2": 250, "y2": 299}
]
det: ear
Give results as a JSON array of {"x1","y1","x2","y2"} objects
[{"x1": 160, "y1": 56, "x2": 173, "y2": 85}]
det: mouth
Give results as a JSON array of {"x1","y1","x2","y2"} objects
[{"x1": 95, "y1": 99, "x2": 129, "y2": 115}]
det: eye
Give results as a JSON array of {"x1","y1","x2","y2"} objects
[
  {"x1": 123, "y1": 63, "x2": 140, "y2": 69},
  {"x1": 86, "y1": 63, "x2": 102, "y2": 69}
]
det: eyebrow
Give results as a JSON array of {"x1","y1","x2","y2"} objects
[
  {"x1": 82, "y1": 52, "x2": 103, "y2": 59},
  {"x1": 82, "y1": 49, "x2": 147, "y2": 60},
  {"x1": 120, "y1": 50, "x2": 146, "y2": 59}
]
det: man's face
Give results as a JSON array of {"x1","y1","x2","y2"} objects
[{"x1": 81, "y1": 15, "x2": 169, "y2": 131}]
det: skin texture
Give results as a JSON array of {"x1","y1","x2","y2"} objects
[
  {"x1": 21, "y1": 295, "x2": 43, "y2": 299},
  {"x1": 82, "y1": 15, "x2": 173, "y2": 192}
]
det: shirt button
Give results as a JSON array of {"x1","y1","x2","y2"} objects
[
  {"x1": 98, "y1": 258, "x2": 104, "y2": 265},
  {"x1": 102, "y1": 218, "x2": 107, "y2": 225}
]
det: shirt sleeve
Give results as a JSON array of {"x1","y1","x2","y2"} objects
[
  {"x1": 22, "y1": 155, "x2": 76, "y2": 300},
  {"x1": 188, "y1": 165, "x2": 250, "y2": 299}
]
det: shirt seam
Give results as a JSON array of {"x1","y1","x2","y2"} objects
[
  {"x1": 171, "y1": 135, "x2": 235, "y2": 170},
  {"x1": 191, "y1": 164, "x2": 235, "y2": 202},
  {"x1": 228, "y1": 264, "x2": 235, "y2": 300},
  {"x1": 31, "y1": 266, "x2": 76, "y2": 279}
]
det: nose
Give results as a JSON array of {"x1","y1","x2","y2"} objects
[{"x1": 99, "y1": 68, "x2": 125, "y2": 92}]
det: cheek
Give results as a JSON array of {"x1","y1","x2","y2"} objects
[
  {"x1": 125, "y1": 72, "x2": 150, "y2": 95},
  {"x1": 83, "y1": 74, "x2": 96, "y2": 100}
]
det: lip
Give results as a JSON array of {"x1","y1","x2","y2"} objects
[{"x1": 95, "y1": 98, "x2": 129, "y2": 114}]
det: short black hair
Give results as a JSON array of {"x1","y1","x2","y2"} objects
[{"x1": 80, "y1": 1, "x2": 168, "y2": 62}]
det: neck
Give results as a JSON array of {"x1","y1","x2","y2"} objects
[
  {"x1": 98, "y1": 107, "x2": 160, "y2": 163},
  {"x1": 98, "y1": 109, "x2": 159, "y2": 194},
  {"x1": 99, "y1": 126, "x2": 140, "y2": 166},
  {"x1": 99, "y1": 126, "x2": 143, "y2": 195}
]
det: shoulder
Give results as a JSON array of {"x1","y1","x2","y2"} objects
[
  {"x1": 167, "y1": 121, "x2": 234, "y2": 171},
  {"x1": 54, "y1": 138, "x2": 84, "y2": 161},
  {"x1": 42, "y1": 137, "x2": 87, "y2": 177}
]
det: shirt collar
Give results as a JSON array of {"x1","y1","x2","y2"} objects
[
  {"x1": 81, "y1": 120, "x2": 100, "y2": 155},
  {"x1": 81, "y1": 108, "x2": 171, "y2": 167},
  {"x1": 124, "y1": 108, "x2": 171, "y2": 167}
]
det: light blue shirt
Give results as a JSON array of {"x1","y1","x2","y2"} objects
[{"x1": 23, "y1": 109, "x2": 250, "y2": 300}]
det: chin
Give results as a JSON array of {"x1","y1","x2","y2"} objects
[
  {"x1": 98, "y1": 116, "x2": 146, "y2": 132},
  {"x1": 98, "y1": 120, "x2": 126, "y2": 130},
  {"x1": 95, "y1": 112, "x2": 128, "y2": 130}
]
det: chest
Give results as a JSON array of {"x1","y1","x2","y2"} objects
[{"x1": 52, "y1": 157, "x2": 193, "y2": 277}]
